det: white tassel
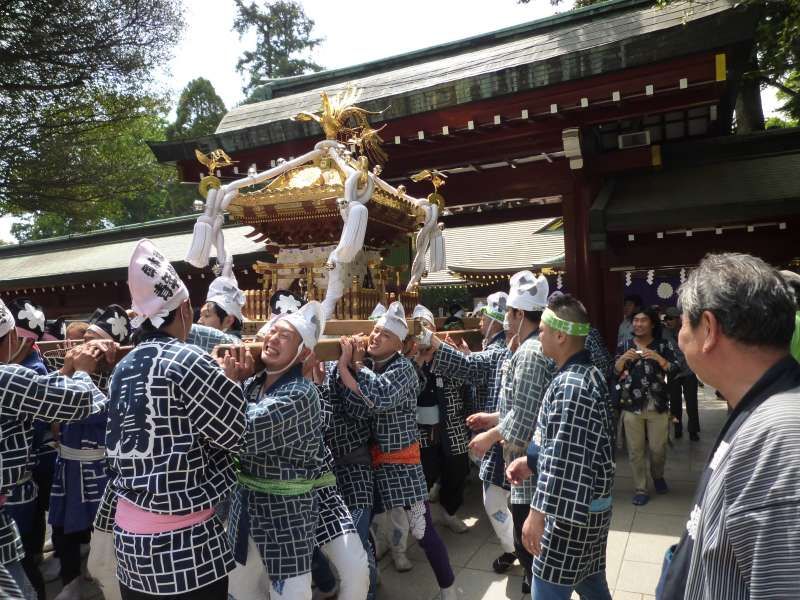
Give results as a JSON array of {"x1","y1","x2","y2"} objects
[
  {"x1": 185, "y1": 215, "x2": 214, "y2": 268},
  {"x1": 331, "y1": 202, "x2": 368, "y2": 264},
  {"x1": 321, "y1": 261, "x2": 346, "y2": 319},
  {"x1": 430, "y1": 227, "x2": 446, "y2": 272}
]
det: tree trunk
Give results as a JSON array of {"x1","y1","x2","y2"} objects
[{"x1": 734, "y1": 57, "x2": 765, "y2": 133}]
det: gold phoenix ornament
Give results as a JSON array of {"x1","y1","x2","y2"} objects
[
  {"x1": 410, "y1": 169, "x2": 448, "y2": 211},
  {"x1": 292, "y1": 86, "x2": 388, "y2": 165},
  {"x1": 195, "y1": 149, "x2": 238, "y2": 198}
]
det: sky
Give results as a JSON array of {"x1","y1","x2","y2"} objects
[{"x1": 0, "y1": 0, "x2": 785, "y2": 242}]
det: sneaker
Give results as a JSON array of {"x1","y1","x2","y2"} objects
[
  {"x1": 492, "y1": 552, "x2": 517, "y2": 573},
  {"x1": 654, "y1": 478, "x2": 669, "y2": 494},
  {"x1": 312, "y1": 584, "x2": 339, "y2": 599},
  {"x1": 441, "y1": 511, "x2": 468, "y2": 534},
  {"x1": 522, "y1": 574, "x2": 531, "y2": 594},
  {"x1": 632, "y1": 492, "x2": 650, "y2": 506},
  {"x1": 429, "y1": 481, "x2": 441, "y2": 503},
  {"x1": 41, "y1": 556, "x2": 61, "y2": 583},
  {"x1": 441, "y1": 585, "x2": 458, "y2": 600},
  {"x1": 53, "y1": 577, "x2": 82, "y2": 600},
  {"x1": 391, "y1": 550, "x2": 413, "y2": 572},
  {"x1": 690, "y1": 432, "x2": 700, "y2": 442}
]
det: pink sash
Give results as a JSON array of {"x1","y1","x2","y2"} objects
[{"x1": 115, "y1": 498, "x2": 214, "y2": 534}]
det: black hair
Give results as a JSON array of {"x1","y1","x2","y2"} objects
[
  {"x1": 513, "y1": 309, "x2": 543, "y2": 324},
  {"x1": 208, "y1": 301, "x2": 242, "y2": 333},
  {"x1": 632, "y1": 306, "x2": 662, "y2": 339},
  {"x1": 547, "y1": 293, "x2": 589, "y2": 325},
  {"x1": 623, "y1": 294, "x2": 643, "y2": 308}
]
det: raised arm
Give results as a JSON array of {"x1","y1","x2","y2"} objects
[{"x1": 0, "y1": 364, "x2": 98, "y2": 423}]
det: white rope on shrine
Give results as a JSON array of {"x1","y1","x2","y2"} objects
[{"x1": 185, "y1": 139, "x2": 446, "y2": 318}]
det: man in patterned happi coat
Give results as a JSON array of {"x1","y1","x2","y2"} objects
[
  {"x1": 468, "y1": 271, "x2": 554, "y2": 595},
  {"x1": 0, "y1": 299, "x2": 108, "y2": 600},
  {"x1": 105, "y1": 239, "x2": 248, "y2": 600},
  {"x1": 46, "y1": 305, "x2": 131, "y2": 600},
  {"x1": 228, "y1": 301, "x2": 369, "y2": 600},
  {"x1": 337, "y1": 301, "x2": 456, "y2": 600},
  {"x1": 314, "y1": 357, "x2": 377, "y2": 599},
  {"x1": 423, "y1": 291, "x2": 516, "y2": 573},
  {"x1": 507, "y1": 293, "x2": 615, "y2": 600}
]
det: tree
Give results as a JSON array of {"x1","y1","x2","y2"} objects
[
  {"x1": 519, "y1": 0, "x2": 800, "y2": 131},
  {"x1": 233, "y1": 0, "x2": 323, "y2": 98},
  {"x1": 0, "y1": 0, "x2": 184, "y2": 213},
  {"x1": 166, "y1": 78, "x2": 227, "y2": 140},
  {"x1": 10, "y1": 96, "x2": 196, "y2": 241}
]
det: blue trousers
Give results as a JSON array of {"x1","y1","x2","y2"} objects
[{"x1": 532, "y1": 571, "x2": 612, "y2": 600}]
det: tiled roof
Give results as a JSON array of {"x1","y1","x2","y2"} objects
[
  {"x1": 422, "y1": 217, "x2": 564, "y2": 285},
  {"x1": 0, "y1": 225, "x2": 262, "y2": 289},
  {"x1": 216, "y1": 0, "x2": 736, "y2": 136}
]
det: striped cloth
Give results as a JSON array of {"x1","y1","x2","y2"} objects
[
  {"x1": 683, "y1": 365, "x2": 800, "y2": 599},
  {"x1": 497, "y1": 332, "x2": 555, "y2": 504},
  {"x1": 659, "y1": 356, "x2": 800, "y2": 600}
]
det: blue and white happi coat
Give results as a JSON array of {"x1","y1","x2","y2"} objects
[
  {"x1": 497, "y1": 331, "x2": 555, "y2": 504},
  {"x1": 4, "y1": 352, "x2": 49, "y2": 542},
  {"x1": 93, "y1": 323, "x2": 243, "y2": 534},
  {"x1": 105, "y1": 332, "x2": 246, "y2": 595},
  {"x1": 529, "y1": 350, "x2": 615, "y2": 586},
  {"x1": 0, "y1": 364, "x2": 104, "y2": 567},
  {"x1": 432, "y1": 331, "x2": 510, "y2": 487},
  {"x1": 341, "y1": 353, "x2": 427, "y2": 511},
  {"x1": 43, "y1": 350, "x2": 113, "y2": 534},
  {"x1": 229, "y1": 365, "x2": 348, "y2": 580},
  {"x1": 318, "y1": 362, "x2": 373, "y2": 510}
]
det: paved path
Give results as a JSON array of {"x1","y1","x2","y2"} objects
[
  {"x1": 44, "y1": 387, "x2": 727, "y2": 599},
  {"x1": 376, "y1": 386, "x2": 727, "y2": 600}
]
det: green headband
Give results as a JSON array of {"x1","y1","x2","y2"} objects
[
  {"x1": 481, "y1": 306, "x2": 505, "y2": 322},
  {"x1": 542, "y1": 308, "x2": 590, "y2": 337}
]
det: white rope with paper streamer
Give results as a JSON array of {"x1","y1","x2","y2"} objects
[
  {"x1": 185, "y1": 138, "x2": 444, "y2": 316},
  {"x1": 185, "y1": 147, "x2": 326, "y2": 269},
  {"x1": 321, "y1": 168, "x2": 375, "y2": 319},
  {"x1": 407, "y1": 202, "x2": 439, "y2": 289}
]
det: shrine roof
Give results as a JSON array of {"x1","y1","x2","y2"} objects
[
  {"x1": 0, "y1": 217, "x2": 265, "y2": 290},
  {"x1": 149, "y1": 0, "x2": 754, "y2": 162},
  {"x1": 591, "y1": 128, "x2": 800, "y2": 239},
  {"x1": 422, "y1": 217, "x2": 565, "y2": 286}
]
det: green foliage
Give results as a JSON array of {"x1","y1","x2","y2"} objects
[
  {"x1": 765, "y1": 115, "x2": 799, "y2": 129},
  {"x1": 9, "y1": 96, "x2": 195, "y2": 241},
  {"x1": 0, "y1": 0, "x2": 185, "y2": 240},
  {"x1": 166, "y1": 78, "x2": 227, "y2": 141},
  {"x1": 0, "y1": 0, "x2": 184, "y2": 206},
  {"x1": 519, "y1": 0, "x2": 800, "y2": 125},
  {"x1": 420, "y1": 287, "x2": 473, "y2": 315},
  {"x1": 233, "y1": 0, "x2": 323, "y2": 97}
]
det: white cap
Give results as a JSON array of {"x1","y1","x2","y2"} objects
[
  {"x1": 368, "y1": 303, "x2": 387, "y2": 321},
  {"x1": 206, "y1": 262, "x2": 245, "y2": 322},
  {"x1": 482, "y1": 292, "x2": 509, "y2": 323},
  {"x1": 507, "y1": 271, "x2": 548, "y2": 312},
  {"x1": 283, "y1": 300, "x2": 325, "y2": 350},
  {"x1": 411, "y1": 304, "x2": 435, "y2": 328},
  {"x1": 0, "y1": 299, "x2": 15, "y2": 338},
  {"x1": 128, "y1": 239, "x2": 189, "y2": 328},
  {"x1": 376, "y1": 301, "x2": 408, "y2": 341}
]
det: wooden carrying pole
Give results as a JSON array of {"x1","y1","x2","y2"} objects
[{"x1": 214, "y1": 329, "x2": 483, "y2": 363}]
